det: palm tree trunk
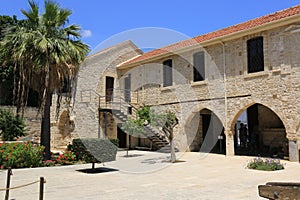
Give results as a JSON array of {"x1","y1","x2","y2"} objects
[{"x1": 41, "y1": 88, "x2": 52, "y2": 160}]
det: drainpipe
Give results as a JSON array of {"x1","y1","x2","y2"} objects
[{"x1": 220, "y1": 40, "x2": 232, "y2": 156}]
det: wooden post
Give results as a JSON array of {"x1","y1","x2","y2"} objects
[
  {"x1": 39, "y1": 177, "x2": 45, "y2": 200},
  {"x1": 4, "y1": 167, "x2": 12, "y2": 200}
]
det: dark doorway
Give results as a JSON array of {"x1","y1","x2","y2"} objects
[
  {"x1": 105, "y1": 77, "x2": 114, "y2": 102},
  {"x1": 202, "y1": 114, "x2": 211, "y2": 141},
  {"x1": 234, "y1": 104, "x2": 288, "y2": 159},
  {"x1": 117, "y1": 125, "x2": 127, "y2": 148},
  {"x1": 200, "y1": 109, "x2": 225, "y2": 154},
  {"x1": 247, "y1": 104, "x2": 259, "y2": 145}
]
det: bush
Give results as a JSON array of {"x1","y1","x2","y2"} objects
[
  {"x1": 109, "y1": 138, "x2": 119, "y2": 147},
  {"x1": 55, "y1": 151, "x2": 76, "y2": 165},
  {"x1": 0, "y1": 142, "x2": 44, "y2": 169},
  {"x1": 247, "y1": 157, "x2": 285, "y2": 171},
  {"x1": 68, "y1": 138, "x2": 118, "y2": 164},
  {"x1": 0, "y1": 108, "x2": 26, "y2": 141},
  {"x1": 42, "y1": 160, "x2": 56, "y2": 167}
]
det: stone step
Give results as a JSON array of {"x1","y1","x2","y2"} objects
[{"x1": 157, "y1": 145, "x2": 179, "y2": 153}]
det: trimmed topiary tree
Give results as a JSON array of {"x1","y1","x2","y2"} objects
[{"x1": 68, "y1": 138, "x2": 118, "y2": 169}]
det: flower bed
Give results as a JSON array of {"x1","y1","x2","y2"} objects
[
  {"x1": 0, "y1": 142, "x2": 44, "y2": 169},
  {"x1": 247, "y1": 157, "x2": 285, "y2": 171}
]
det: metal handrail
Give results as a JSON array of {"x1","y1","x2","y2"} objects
[
  {"x1": 79, "y1": 89, "x2": 139, "y2": 119},
  {"x1": 79, "y1": 89, "x2": 172, "y2": 147}
]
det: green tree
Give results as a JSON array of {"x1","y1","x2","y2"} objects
[
  {"x1": 0, "y1": 1, "x2": 90, "y2": 159},
  {"x1": 0, "y1": 15, "x2": 20, "y2": 105},
  {"x1": 163, "y1": 111, "x2": 178, "y2": 163}
]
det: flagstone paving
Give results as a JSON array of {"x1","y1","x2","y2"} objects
[{"x1": 1, "y1": 150, "x2": 300, "y2": 199}]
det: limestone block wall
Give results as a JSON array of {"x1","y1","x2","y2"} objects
[
  {"x1": 100, "y1": 112, "x2": 117, "y2": 139},
  {"x1": 72, "y1": 41, "x2": 142, "y2": 142},
  {"x1": 119, "y1": 23, "x2": 300, "y2": 159}
]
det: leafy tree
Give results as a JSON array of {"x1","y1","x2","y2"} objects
[
  {"x1": 0, "y1": 108, "x2": 26, "y2": 141},
  {"x1": 123, "y1": 105, "x2": 178, "y2": 162},
  {"x1": 0, "y1": 1, "x2": 90, "y2": 159},
  {"x1": 163, "y1": 111, "x2": 178, "y2": 163},
  {"x1": 0, "y1": 15, "x2": 20, "y2": 105}
]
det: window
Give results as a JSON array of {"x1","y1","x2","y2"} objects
[
  {"x1": 193, "y1": 51, "x2": 205, "y2": 82},
  {"x1": 61, "y1": 78, "x2": 71, "y2": 93},
  {"x1": 247, "y1": 37, "x2": 264, "y2": 73},
  {"x1": 163, "y1": 59, "x2": 173, "y2": 87}
]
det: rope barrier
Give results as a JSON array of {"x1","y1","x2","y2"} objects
[{"x1": 0, "y1": 179, "x2": 45, "y2": 192}]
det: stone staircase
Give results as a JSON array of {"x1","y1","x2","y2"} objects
[
  {"x1": 78, "y1": 89, "x2": 171, "y2": 151},
  {"x1": 112, "y1": 109, "x2": 128, "y2": 123},
  {"x1": 143, "y1": 125, "x2": 170, "y2": 150}
]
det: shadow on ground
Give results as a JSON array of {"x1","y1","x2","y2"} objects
[
  {"x1": 121, "y1": 154, "x2": 144, "y2": 158},
  {"x1": 76, "y1": 167, "x2": 119, "y2": 174},
  {"x1": 140, "y1": 156, "x2": 186, "y2": 165}
]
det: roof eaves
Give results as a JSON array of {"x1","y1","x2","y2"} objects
[{"x1": 119, "y1": 5, "x2": 300, "y2": 69}]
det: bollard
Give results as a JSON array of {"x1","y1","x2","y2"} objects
[
  {"x1": 4, "y1": 167, "x2": 12, "y2": 200},
  {"x1": 39, "y1": 177, "x2": 45, "y2": 200}
]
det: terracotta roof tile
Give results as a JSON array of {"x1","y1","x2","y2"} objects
[{"x1": 120, "y1": 4, "x2": 300, "y2": 67}]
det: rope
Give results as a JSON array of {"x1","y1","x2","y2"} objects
[{"x1": 0, "y1": 179, "x2": 45, "y2": 192}]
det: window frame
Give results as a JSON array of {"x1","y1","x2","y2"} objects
[
  {"x1": 163, "y1": 59, "x2": 173, "y2": 87},
  {"x1": 193, "y1": 51, "x2": 205, "y2": 82},
  {"x1": 247, "y1": 36, "x2": 264, "y2": 73}
]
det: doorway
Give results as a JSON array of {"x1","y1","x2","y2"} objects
[
  {"x1": 117, "y1": 125, "x2": 127, "y2": 148},
  {"x1": 105, "y1": 76, "x2": 114, "y2": 102},
  {"x1": 234, "y1": 103, "x2": 288, "y2": 159},
  {"x1": 186, "y1": 108, "x2": 225, "y2": 154}
]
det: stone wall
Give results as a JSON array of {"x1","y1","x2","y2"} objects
[
  {"x1": 118, "y1": 23, "x2": 300, "y2": 160},
  {"x1": 70, "y1": 41, "x2": 142, "y2": 144}
]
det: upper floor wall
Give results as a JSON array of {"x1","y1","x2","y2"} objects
[{"x1": 118, "y1": 22, "x2": 300, "y2": 107}]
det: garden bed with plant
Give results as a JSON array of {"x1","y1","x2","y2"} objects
[
  {"x1": 247, "y1": 157, "x2": 285, "y2": 171},
  {"x1": 0, "y1": 138, "x2": 119, "y2": 169}
]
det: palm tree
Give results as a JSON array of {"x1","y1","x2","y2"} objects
[{"x1": 0, "y1": 0, "x2": 90, "y2": 159}]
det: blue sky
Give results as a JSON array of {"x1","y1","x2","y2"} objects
[{"x1": 1, "y1": 1, "x2": 300, "y2": 53}]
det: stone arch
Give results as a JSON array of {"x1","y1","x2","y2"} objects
[
  {"x1": 183, "y1": 104, "x2": 225, "y2": 154},
  {"x1": 229, "y1": 101, "x2": 289, "y2": 133},
  {"x1": 57, "y1": 110, "x2": 75, "y2": 138},
  {"x1": 183, "y1": 103, "x2": 225, "y2": 128},
  {"x1": 229, "y1": 101, "x2": 289, "y2": 159}
]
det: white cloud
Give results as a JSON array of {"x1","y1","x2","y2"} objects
[{"x1": 81, "y1": 29, "x2": 92, "y2": 38}]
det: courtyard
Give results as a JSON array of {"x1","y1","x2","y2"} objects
[{"x1": 1, "y1": 151, "x2": 299, "y2": 200}]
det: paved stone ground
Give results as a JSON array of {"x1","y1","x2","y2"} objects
[{"x1": 0, "y1": 151, "x2": 300, "y2": 200}]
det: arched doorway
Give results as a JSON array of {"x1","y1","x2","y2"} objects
[
  {"x1": 186, "y1": 108, "x2": 225, "y2": 154},
  {"x1": 233, "y1": 103, "x2": 288, "y2": 159}
]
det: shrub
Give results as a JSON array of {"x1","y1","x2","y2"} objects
[
  {"x1": 68, "y1": 138, "x2": 118, "y2": 164},
  {"x1": 55, "y1": 151, "x2": 76, "y2": 165},
  {"x1": 109, "y1": 138, "x2": 119, "y2": 147},
  {"x1": 247, "y1": 157, "x2": 285, "y2": 171},
  {"x1": 0, "y1": 108, "x2": 26, "y2": 141},
  {"x1": 0, "y1": 142, "x2": 44, "y2": 169},
  {"x1": 42, "y1": 160, "x2": 56, "y2": 167}
]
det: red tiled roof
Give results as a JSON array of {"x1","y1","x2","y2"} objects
[{"x1": 120, "y1": 4, "x2": 300, "y2": 67}]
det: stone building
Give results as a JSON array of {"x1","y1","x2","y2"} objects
[
  {"x1": 71, "y1": 40, "x2": 142, "y2": 149},
  {"x1": 113, "y1": 5, "x2": 300, "y2": 161},
  {"x1": 2, "y1": 5, "x2": 300, "y2": 162}
]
